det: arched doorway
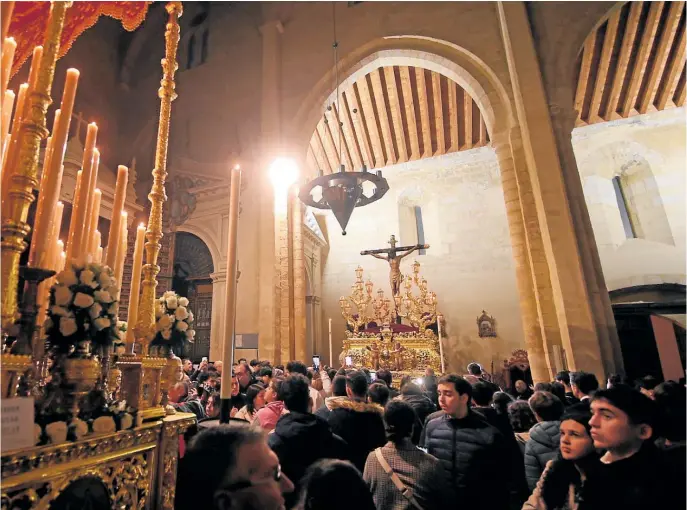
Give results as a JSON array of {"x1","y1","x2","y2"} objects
[{"x1": 172, "y1": 232, "x2": 214, "y2": 361}]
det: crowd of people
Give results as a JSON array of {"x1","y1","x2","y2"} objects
[{"x1": 172, "y1": 358, "x2": 686, "y2": 510}]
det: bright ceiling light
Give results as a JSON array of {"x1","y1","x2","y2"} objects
[{"x1": 269, "y1": 157, "x2": 299, "y2": 191}]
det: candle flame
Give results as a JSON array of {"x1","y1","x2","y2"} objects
[
  {"x1": 67, "y1": 68, "x2": 80, "y2": 77},
  {"x1": 234, "y1": 164, "x2": 240, "y2": 170},
  {"x1": 6, "y1": 37, "x2": 16, "y2": 43},
  {"x1": 139, "y1": 223, "x2": 145, "y2": 228}
]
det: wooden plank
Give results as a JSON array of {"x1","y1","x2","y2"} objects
[
  {"x1": 607, "y1": 1, "x2": 643, "y2": 117},
  {"x1": 318, "y1": 121, "x2": 339, "y2": 173},
  {"x1": 676, "y1": 67, "x2": 686, "y2": 106},
  {"x1": 326, "y1": 103, "x2": 354, "y2": 172},
  {"x1": 447, "y1": 80, "x2": 459, "y2": 151},
  {"x1": 384, "y1": 66, "x2": 408, "y2": 163},
  {"x1": 313, "y1": 125, "x2": 333, "y2": 174},
  {"x1": 399, "y1": 66, "x2": 421, "y2": 160},
  {"x1": 589, "y1": 10, "x2": 620, "y2": 121},
  {"x1": 306, "y1": 145, "x2": 320, "y2": 177},
  {"x1": 621, "y1": 1, "x2": 664, "y2": 117},
  {"x1": 431, "y1": 71, "x2": 445, "y2": 155},
  {"x1": 349, "y1": 83, "x2": 376, "y2": 168},
  {"x1": 338, "y1": 91, "x2": 364, "y2": 170},
  {"x1": 356, "y1": 76, "x2": 386, "y2": 168},
  {"x1": 414, "y1": 67, "x2": 433, "y2": 158},
  {"x1": 657, "y1": 15, "x2": 686, "y2": 109},
  {"x1": 639, "y1": 1, "x2": 684, "y2": 113},
  {"x1": 478, "y1": 114, "x2": 487, "y2": 146},
  {"x1": 370, "y1": 68, "x2": 396, "y2": 166},
  {"x1": 464, "y1": 91, "x2": 473, "y2": 150},
  {"x1": 574, "y1": 30, "x2": 597, "y2": 119}
]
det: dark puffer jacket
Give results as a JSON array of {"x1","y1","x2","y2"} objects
[
  {"x1": 420, "y1": 410, "x2": 510, "y2": 508},
  {"x1": 268, "y1": 412, "x2": 348, "y2": 508},
  {"x1": 327, "y1": 398, "x2": 386, "y2": 472},
  {"x1": 525, "y1": 420, "x2": 561, "y2": 491}
]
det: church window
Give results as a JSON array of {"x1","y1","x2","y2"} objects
[
  {"x1": 612, "y1": 175, "x2": 636, "y2": 239},
  {"x1": 414, "y1": 206, "x2": 426, "y2": 255}
]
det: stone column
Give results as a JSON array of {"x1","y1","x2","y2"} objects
[
  {"x1": 493, "y1": 137, "x2": 550, "y2": 383},
  {"x1": 292, "y1": 191, "x2": 307, "y2": 362},
  {"x1": 277, "y1": 198, "x2": 290, "y2": 364},
  {"x1": 497, "y1": 1, "x2": 608, "y2": 383},
  {"x1": 257, "y1": 20, "x2": 283, "y2": 363},
  {"x1": 209, "y1": 271, "x2": 227, "y2": 362},
  {"x1": 549, "y1": 102, "x2": 624, "y2": 375}
]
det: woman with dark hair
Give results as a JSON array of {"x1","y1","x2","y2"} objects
[
  {"x1": 235, "y1": 383, "x2": 266, "y2": 423},
  {"x1": 492, "y1": 390, "x2": 514, "y2": 416},
  {"x1": 395, "y1": 382, "x2": 436, "y2": 445},
  {"x1": 363, "y1": 400, "x2": 449, "y2": 509},
  {"x1": 507, "y1": 400, "x2": 537, "y2": 454},
  {"x1": 295, "y1": 459, "x2": 375, "y2": 510},
  {"x1": 254, "y1": 377, "x2": 285, "y2": 431},
  {"x1": 523, "y1": 403, "x2": 602, "y2": 510}
]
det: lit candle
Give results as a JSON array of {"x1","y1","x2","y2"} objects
[
  {"x1": 91, "y1": 230, "x2": 101, "y2": 260},
  {"x1": 126, "y1": 223, "x2": 146, "y2": 347},
  {"x1": 28, "y1": 110, "x2": 60, "y2": 267},
  {"x1": 0, "y1": 82, "x2": 27, "y2": 213},
  {"x1": 58, "y1": 251, "x2": 66, "y2": 272},
  {"x1": 82, "y1": 147, "x2": 100, "y2": 256},
  {"x1": 329, "y1": 318, "x2": 333, "y2": 366},
  {"x1": 114, "y1": 211, "x2": 128, "y2": 292},
  {"x1": 1, "y1": 89, "x2": 14, "y2": 160},
  {"x1": 96, "y1": 246, "x2": 103, "y2": 264},
  {"x1": 105, "y1": 165, "x2": 128, "y2": 269},
  {"x1": 66, "y1": 169, "x2": 82, "y2": 256},
  {"x1": 67, "y1": 122, "x2": 97, "y2": 262},
  {"x1": 437, "y1": 314, "x2": 445, "y2": 374},
  {"x1": 47, "y1": 202, "x2": 65, "y2": 270},
  {"x1": 25, "y1": 46, "x2": 43, "y2": 96},
  {"x1": 1, "y1": 37, "x2": 17, "y2": 101},
  {"x1": 85, "y1": 188, "x2": 101, "y2": 261}
]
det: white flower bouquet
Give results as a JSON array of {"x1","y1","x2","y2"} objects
[
  {"x1": 45, "y1": 262, "x2": 120, "y2": 355},
  {"x1": 149, "y1": 291, "x2": 195, "y2": 356},
  {"x1": 114, "y1": 320, "x2": 127, "y2": 354}
]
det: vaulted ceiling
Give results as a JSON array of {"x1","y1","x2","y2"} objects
[
  {"x1": 306, "y1": 66, "x2": 490, "y2": 175},
  {"x1": 574, "y1": 0, "x2": 686, "y2": 126}
]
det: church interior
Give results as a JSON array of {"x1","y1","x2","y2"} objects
[{"x1": 0, "y1": 1, "x2": 685, "y2": 507}]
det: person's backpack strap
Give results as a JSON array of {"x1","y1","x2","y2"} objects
[{"x1": 374, "y1": 448, "x2": 424, "y2": 510}]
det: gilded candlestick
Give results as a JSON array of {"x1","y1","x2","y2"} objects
[
  {"x1": 0, "y1": 2, "x2": 70, "y2": 331},
  {"x1": 135, "y1": 1, "x2": 182, "y2": 348}
]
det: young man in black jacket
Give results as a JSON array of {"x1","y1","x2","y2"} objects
[
  {"x1": 268, "y1": 374, "x2": 347, "y2": 508},
  {"x1": 421, "y1": 374, "x2": 511, "y2": 508}
]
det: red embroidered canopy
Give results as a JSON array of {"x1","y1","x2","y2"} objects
[{"x1": 8, "y1": 1, "x2": 152, "y2": 78}]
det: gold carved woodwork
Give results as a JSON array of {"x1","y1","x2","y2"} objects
[
  {"x1": 0, "y1": 353, "x2": 33, "y2": 398},
  {"x1": 393, "y1": 260, "x2": 437, "y2": 333},
  {"x1": 155, "y1": 413, "x2": 196, "y2": 510}
]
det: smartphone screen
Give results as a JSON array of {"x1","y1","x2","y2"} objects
[
  {"x1": 370, "y1": 372, "x2": 377, "y2": 381},
  {"x1": 345, "y1": 356, "x2": 352, "y2": 366},
  {"x1": 312, "y1": 355, "x2": 320, "y2": 369}
]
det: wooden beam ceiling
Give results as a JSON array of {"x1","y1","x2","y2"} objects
[
  {"x1": 575, "y1": 0, "x2": 686, "y2": 126},
  {"x1": 307, "y1": 66, "x2": 491, "y2": 175}
]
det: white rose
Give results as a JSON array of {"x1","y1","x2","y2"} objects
[
  {"x1": 92, "y1": 416, "x2": 116, "y2": 435},
  {"x1": 59, "y1": 317, "x2": 78, "y2": 336},
  {"x1": 178, "y1": 297, "x2": 189, "y2": 307},
  {"x1": 158, "y1": 314, "x2": 172, "y2": 329},
  {"x1": 94, "y1": 290, "x2": 113, "y2": 303},
  {"x1": 51, "y1": 305, "x2": 70, "y2": 317},
  {"x1": 162, "y1": 328, "x2": 172, "y2": 340},
  {"x1": 45, "y1": 421, "x2": 68, "y2": 444},
  {"x1": 117, "y1": 400, "x2": 127, "y2": 412},
  {"x1": 57, "y1": 270, "x2": 78, "y2": 287},
  {"x1": 54, "y1": 285, "x2": 73, "y2": 306},
  {"x1": 120, "y1": 413, "x2": 133, "y2": 431},
  {"x1": 108, "y1": 302, "x2": 118, "y2": 315},
  {"x1": 155, "y1": 304, "x2": 165, "y2": 318},
  {"x1": 175, "y1": 306, "x2": 188, "y2": 321},
  {"x1": 98, "y1": 272, "x2": 112, "y2": 289},
  {"x1": 186, "y1": 329, "x2": 196, "y2": 341},
  {"x1": 165, "y1": 296, "x2": 178, "y2": 310},
  {"x1": 163, "y1": 291, "x2": 176, "y2": 299},
  {"x1": 88, "y1": 302, "x2": 103, "y2": 320},
  {"x1": 79, "y1": 269, "x2": 96, "y2": 288},
  {"x1": 70, "y1": 418, "x2": 89, "y2": 439},
  {"x1": 175, "y1": 320, "x2": 188, "y2": 332},
  {"x1": 34, "y1": 424, "x2": 42, "y2": 445},
  {"x1": 94, "y1": 317, "x2": 111, "y2": 331},
  {"x1": 73, "y1": 292, "x2": 95, "y2": 309},
  {"x1": 188, "y1": 311, "x2": 194, "y2": 323}
]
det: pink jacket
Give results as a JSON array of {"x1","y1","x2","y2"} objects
[{"x1": 255, "y1": 401, "x2": 285, "y2": 431}]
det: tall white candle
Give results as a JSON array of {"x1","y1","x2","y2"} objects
[
  {"x1": 437, "y1": 314, "x2": 445, "y2": 374},
  {"x1": 126, "y1": 223, "x2": 146, "y2": 349},
  {"x1": 328, "y1": 318, "x2": 333, "y2": 367}
]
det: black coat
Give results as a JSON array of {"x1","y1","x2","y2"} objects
[
  {"x1": 268, "y1": 412, "x2": 348, "y2": 508},
  {"x1": 420, "y1": 410, "x2": 511, "y2": 509},
  {"x1": 326, "y1": 399, "x2": 386, "y2": 472},
  {"x1": 524, "y1": 421, "x2": 561, "y2": 491},
  {"x1": 395, "y1": 393, "x2": 437, "y2": 444}
]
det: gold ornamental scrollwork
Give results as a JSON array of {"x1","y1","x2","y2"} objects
[
  {"x1": 157, "y1": 413, "x2": 196, "y2": 510},
  {"x1": 135, "y1": 1, "x2": 183, "y2": 349}
]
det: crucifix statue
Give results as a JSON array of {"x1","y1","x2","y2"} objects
[{"x1": 361, "y1": 235, "x2": 430, "y2": 297}]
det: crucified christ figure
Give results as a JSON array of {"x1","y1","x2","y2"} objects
[{"x1": 361, "y1": 235, "x2": 430, "y2": 297}]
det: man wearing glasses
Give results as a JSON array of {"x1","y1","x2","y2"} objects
[{"x1": 176, "y1": 425, "x2": 294, "y2": 510}]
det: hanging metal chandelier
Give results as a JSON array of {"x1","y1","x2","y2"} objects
[{"x1": 298, "y1": 3, "x2": 389, "y2": 236}]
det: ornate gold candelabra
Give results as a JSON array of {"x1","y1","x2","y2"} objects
[
  {"x1": 134, "y1": 1, "x2": 182, "y2": 350},
  {"x1": 372, "y1": 288, "x2": 394, "y2": 325},
  {"x1": 0, "y1": 2, "x2": 69, "y2": 331},
  {"x1": 393, "y1": 260, "x2": 437, "y2": 332},
  {"x1": 339, "y1": 266, "x2": 374, "y2": 333}
]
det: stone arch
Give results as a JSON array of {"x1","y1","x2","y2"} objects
[
  {"x1": 175, "y1": 221, "x2": 222, "y2": 272},
  {"x1": 290, "y1": 36, "x2": 516, "y2": 174},
  {"x1": 173, "y1": 232, "x2": 215, "y2": 278}
]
